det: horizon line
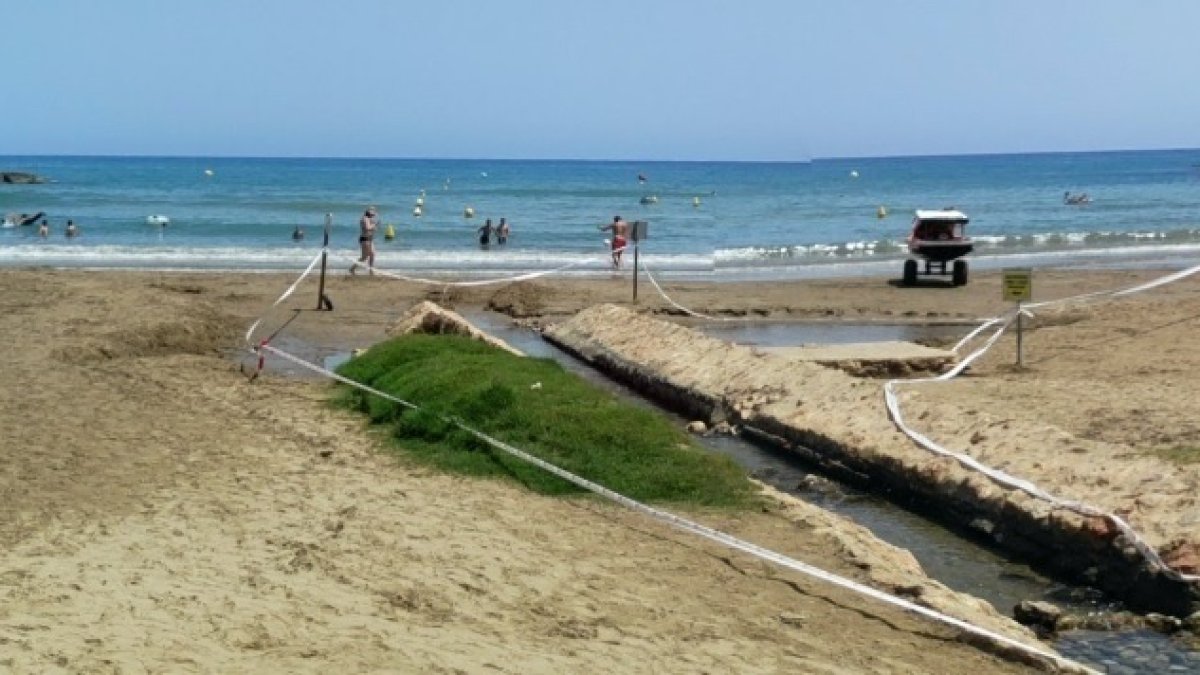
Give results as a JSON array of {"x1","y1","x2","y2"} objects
[{"x1": 1, "y1": 145, "x2": 1197, "y2": 164}]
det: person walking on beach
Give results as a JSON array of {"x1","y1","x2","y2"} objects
[
  {"x1": 599, "y1": 215, "x2": 629, "y2": 268},
  {"x1": 65, "y1": 220, "x2": 79, "y2": 238},
  {"x1": 351, "y1": 206, "x2": 378, "y2": 275},
  {"x1": 478, "y1": 218, "x2": 494, "y2": 247},
  {"x1": 497, "y1": 218, "x2": 510, "y2": 245}
]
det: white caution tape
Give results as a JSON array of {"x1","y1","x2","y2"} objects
[
  {"x1": 254, "y1": 340, "x2": 1095, "y2": 674},
  {"x1": 340, "y1": 246, "x2": 627, "y2": 288},
  {"x1": 244, "y1": 249, "x2": 326, "y2": 345},
  {"x1": 642, "y1": 266, "x2": 741, "y2": 322},
  {"x1": 888, "y1": 263, "x2": 1200, "y2": 582}
]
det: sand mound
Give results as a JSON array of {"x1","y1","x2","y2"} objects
[
  {"x1": 66, "y1": 303, "x2": 238, "y2": 363},
  {"x1": 487, "y1": 281, "x2": 550, "y2": 317},
  {"x1": 387, "y1": 301, "x2": 524, "y2": 356}
]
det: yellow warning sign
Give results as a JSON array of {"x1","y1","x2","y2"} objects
[{"x1": 1002, "y1": 268, "x2": 1032, "y2": 302}]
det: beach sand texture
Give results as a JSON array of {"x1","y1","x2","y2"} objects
[{"x1": 2, "y1": 266, "x2": 1193, "y2": 672}]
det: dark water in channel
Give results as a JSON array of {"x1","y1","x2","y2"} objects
[{"x1": 450, "y1": 311, "x2": 1200, "y2": 674}]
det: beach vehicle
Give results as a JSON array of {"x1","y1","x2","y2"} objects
[{"x1": 903, "y1": 209, "x2": 972, "y2": 286}]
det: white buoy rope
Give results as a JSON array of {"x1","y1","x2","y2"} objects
[{"x1": 249, "y1": 338, "x2": 1096, "y2": 674}]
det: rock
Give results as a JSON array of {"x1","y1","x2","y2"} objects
[
  {"x1": 387, "y1": 301, "x2": 524, "y2": 357},
  {"x1": 685, "y1": 421, "x2": 707, "y2": 434},
  {"x1": 1162, "y1": 541, "x2": 1200, "y2": 575},
  {"x1": 1184, "y1": 610, "x2": 1200, "y2": 632},
  {"x1": 1, "y1": 171, "x2": 46, "y2": 184},
  {"x1": 777, "y1": 612, "x2": 806, "y2": 627},
  {"x1": 1013, "y1": 600, "x2": 1063, "y2": 628},
  {"x1": 1145, "y1": 612, "x2": 1182, "y2": 633},
  {"x1": 711, "y1": 420, "x2": 733, "y2": 435},
  {"x1": 969, "y1": 518, "x2": 995, "y2": 535}
]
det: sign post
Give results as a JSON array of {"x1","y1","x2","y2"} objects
[
  {"x1": 316, "y1": 213, "x2": 334, "y2": 311},
  {"x1": 1002, "y1": 267, "x2": 1032, "y2": 367},
  {"x1": 631, "y1": 220, "x2": 647, "y2": 302}
]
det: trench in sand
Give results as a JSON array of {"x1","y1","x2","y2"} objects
[{"x1": 259, "y1": 311, "x2": 1199, "y2": 673}]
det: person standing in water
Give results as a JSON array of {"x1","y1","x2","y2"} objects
[
  {"x1": 496, "y1": 218, "x2": 510, "y2": 245},
  {"x1": 598, "y1": 215, "x2": 629, "y2": 268},
  {"x1": 478, "y1": 218, "x2": 494, "y2": 246},
  {"x1": 350, "y1": 205, "x2": 378, "y2": 275},
  {"x1": 65, "y1": 220, "x2": 79, "y2": 238}
]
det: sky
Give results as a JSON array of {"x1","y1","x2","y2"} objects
[{"x1": 4, "y1": 1, "x2": 1199, "y2": 161}]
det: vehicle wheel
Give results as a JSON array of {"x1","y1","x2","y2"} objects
[
  {"x1": 903, "y1": 259, "x2": 918, "y2": 286},
  {"x1": 952, "y1": 259, "x2": 969, "y2": 286}
]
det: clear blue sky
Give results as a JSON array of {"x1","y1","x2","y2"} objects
[{"x1": 5, "y1": 1, "x2": 1198, "y2": 160}]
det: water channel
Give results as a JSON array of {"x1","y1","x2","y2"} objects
[
  {"x1": 302, "y1": 311, "x2": 1199, "y2": 674},
  {"x1": 451, "y1": 311, "x2": 1200, "y2": 674}
]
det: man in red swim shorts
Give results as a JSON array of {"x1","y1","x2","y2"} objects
[{"x1": 599, "y1": 215, "x2": 629, "y2": 268}]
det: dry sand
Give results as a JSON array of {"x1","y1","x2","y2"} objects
[{"x1": 5, "y1": 264, "x2": 1189, "y2": 672}]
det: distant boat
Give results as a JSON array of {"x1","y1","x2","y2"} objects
[
  {"x1": 639, "y1": 195, "x2": 659, "y2": 205},
  {"x1": 1063, "y1": 191, "x2": 1091, "y2": 205},
  {"x1": 146, "y1": 215, "x2": 170, "y2": 226}
]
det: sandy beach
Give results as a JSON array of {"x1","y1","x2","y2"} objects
[{"x1": 2, "y1": 263, "x2": 1196, "y2": 672}]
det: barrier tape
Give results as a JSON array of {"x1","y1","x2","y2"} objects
[
  {"x1": 244, "y1": 248, "x2": 326, "y2": 345},
  {"x1": 254, "y1": 340, "x2": 1095, "y2": 674},
  {"x1": 642, "y1": 266, "x2": 740, "y2": 322},
  {"x1": 888, "y1": 262, "x2": 1200, "y2": 582},
  {"x1": 340, "y1": 245, "x2": 627, "y2": 288}
]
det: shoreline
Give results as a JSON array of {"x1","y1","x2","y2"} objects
[{"x1": 0, "y1": 240, "x2": 1198, "y2": 281}]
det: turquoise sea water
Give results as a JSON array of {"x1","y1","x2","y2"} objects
[{"x1": 2, "y1": 150, "x2": 1199, "y2": 276}]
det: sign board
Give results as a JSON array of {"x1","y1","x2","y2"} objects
[
  {"x1": 1002, "y1": 268, "x2": 1032, "y2": 302},
  {"x1": 631, "y1": 220, "x2": 648, "y2": 242}
]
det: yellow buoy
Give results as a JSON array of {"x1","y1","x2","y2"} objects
[
  {"x1": 384, "y1": 224, "x2": 396, "y2": 240},
  {"x1": 693, "y1": 196, "x2": 701, "y2": 207},
  {"x1": 877, "y1": 206, "x2": 888, "y2": 219}
]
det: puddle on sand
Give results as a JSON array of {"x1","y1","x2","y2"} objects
[{"x1": 692, "y1": 319, "x2": 970, "y2": 347}]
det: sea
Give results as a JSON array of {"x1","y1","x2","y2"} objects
[{"x1": 2, "y1": 150, "x2": 1199, "y2": 278}]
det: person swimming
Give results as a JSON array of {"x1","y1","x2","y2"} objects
[{"x1": 292, "y1": 225, "x2": 304, "y2": 241}]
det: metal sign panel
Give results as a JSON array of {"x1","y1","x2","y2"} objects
[
  {"x1": 631, "y1": 220, "x2": 648, "y2": 242},
  {"x1": 1002, "y1": 268, "x2": 1032, "y2": 302}
]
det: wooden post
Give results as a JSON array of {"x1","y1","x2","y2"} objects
[
  {"x1": 632, "y1": 240, "x2": 639, "y2": 302},
  {"x1": 1016, "y1": 299, "x2": 1024, "y2": 367},
  {"x1": 631, "y1": 220, "x2": 647, "y2": 303},
  {"x1": 317, "y1": 213, "x2": 333, "y2": 311}
]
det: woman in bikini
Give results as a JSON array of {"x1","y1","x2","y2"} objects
[{"x1": 351, "y1": 206, "x2": 378, "y2": 275}]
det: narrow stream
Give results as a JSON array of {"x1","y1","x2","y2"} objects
[{"x1": 451, "y1": 310, "x2": 1200, "y2": 675}]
